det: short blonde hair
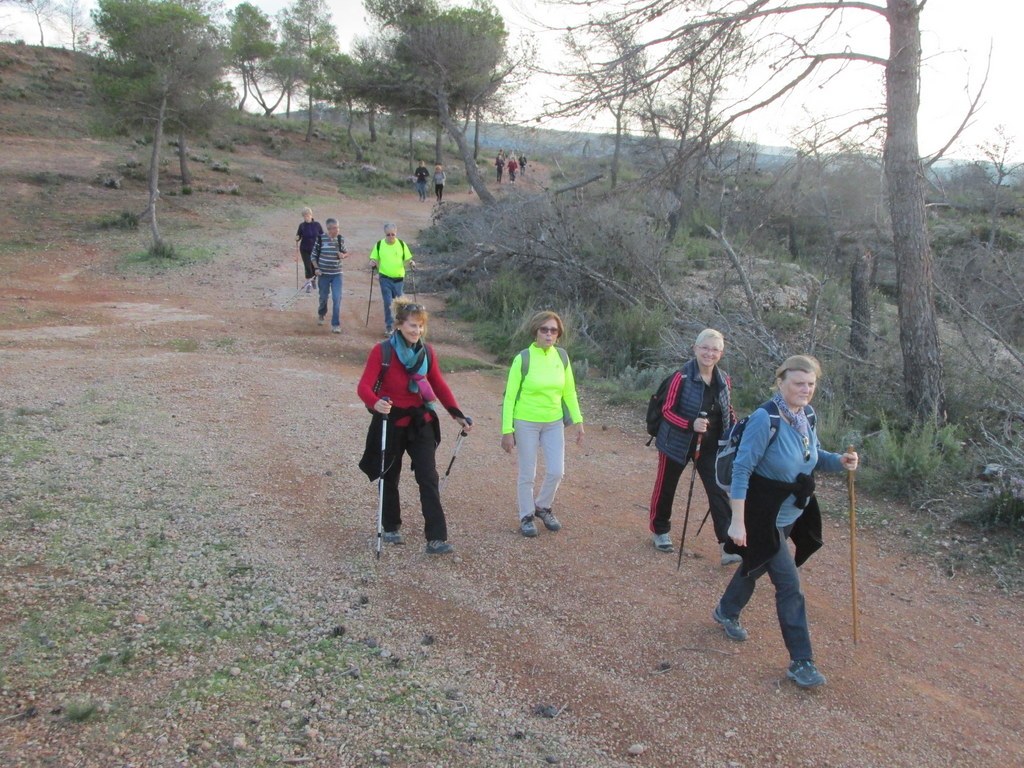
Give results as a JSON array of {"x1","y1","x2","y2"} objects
[
  {"x1": 301, "y1": 207, "x2": 313, "y2": 217},
  {"x1": 527, "y1": 310, "x2": 564, "y2": 339},
  {"x1": 775, "y1": 355, "x2": 821, "y2": 381},
  {"x1": 694, "y1": 328, "x2": 724, "y2": 349}
]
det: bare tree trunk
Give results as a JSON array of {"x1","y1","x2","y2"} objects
[
  {"x1": 473, "y1": 107, "x2": 481, "y2": 160},
  {"x1": 849, "y1": 243, "x2": 874, "y2": 357},
  {"x1": 346, "y1": 98, "x2": 363, "y2": 162},
  {"x1": 305, "y1": 90, "x2": 314, "y2": 141},
  {"x1": 237, "y1": 70, "x2": 249, "y2": 111},
  {"x1": 147, "y1": 95, "x2": 167, "y2": 250},
  {"x1": 436, "y1": 93, "x2": 494, "y2": 204},
  {"x1": 177, "y1": 132, "x2": 192, "y2": 188},
  {"x1": 885, "y1": 0, "x2": 945, "y2": 422},
  {"x1": 408, "y1": 118, "x2": 414, "y2": 173},
  {"x1": 434, "y1": 120, "x2": 443, "y2": 166},
  {"x1": 368, "y1": 107, "x2": 377, "y2": 142},
  {"x1": 611, "y1": 110, "x2": 622, "y2": 190}
]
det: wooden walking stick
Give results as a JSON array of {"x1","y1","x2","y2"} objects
[{"x1": 847, "y1": 444, "x2": 859, "y2": 644}]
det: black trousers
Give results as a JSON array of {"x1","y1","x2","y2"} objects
[
  {"x1": 299, "y1": 249, "x2": 315, "y2": 279},
  {"x1": 649, "y1": 441, "x2": 731, "y2": 543},
  {"x1": 382, "y1": 422, "x2": 447, "y2": 542}
]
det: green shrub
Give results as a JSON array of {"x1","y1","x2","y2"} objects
[
  {"x1": 861, "y1": 416, "x2": 964, "y2": 499},
  {"x1": 96, "y1": 210, "x2": 138, "y2": 230},
  {"x1": 973, "y1": 476, "x2": 1024, "y2": 530},
  {"x1": 148, "y1": 241, "x2": 178, "y2": 260}
]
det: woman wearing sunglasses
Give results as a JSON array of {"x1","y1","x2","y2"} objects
[
  {"x1": 500, "y1": 311, "x2": 584, "y2": 538},
  {"x1": 713, "y1": 355, "x2": 858, "y2": 689}
]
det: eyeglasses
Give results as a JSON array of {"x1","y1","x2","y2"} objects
[
  {"x1": 538, "y1": 326, "x2": 559, "y2": 334},
  {"x1": 696, "y1": 345, "x2": 723, "y2": 355},
  {"x1": 384, "y1": 233, "x2": 397, "y2": 238}
]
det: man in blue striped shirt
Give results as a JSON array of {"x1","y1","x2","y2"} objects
[{"x1": 312, "y1": 218, "x2": 348, "y2": 333}]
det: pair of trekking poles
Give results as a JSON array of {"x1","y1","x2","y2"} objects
[
  {"x1": 374, "y1": 408, "x2": 472, "y2": 559},
  {"x1": 364, "y1": 265, "x2": 417, "y2": 327},
  {"x1": 673, "y1": 414, "x2": 861, "y2": 644}
]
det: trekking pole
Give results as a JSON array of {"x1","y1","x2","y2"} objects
[
  {"x1": 676, "y1": 411, "x2": 707, "y2": 570},
  {"x1": 376, "y1": 400, "x2": 390, "y2": 560},
  {"x1": 439, "y1": 416, "x2": 473, "y2": 494},
  {"x1": 365, "y1": 265, "x2": 376, "y2": 327},
  {"x1": 280, "y1": 278, "x2": 314, "y2": 311},
  {"x1": 847, "y1": 444, "x2": 859, "y2": 644}
]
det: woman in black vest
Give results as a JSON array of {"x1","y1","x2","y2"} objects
[{"x1": 648, "y1": 329, "x2": 739, "y2": 563}]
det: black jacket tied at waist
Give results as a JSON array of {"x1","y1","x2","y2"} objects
[
  {"x1": 358, "y1": 405, "x2": 441, "y2": 481},
  {"x1": 722, "y1": 472, "x2": 823, "y2": 576}
]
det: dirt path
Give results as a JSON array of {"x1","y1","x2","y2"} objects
[{"x1": 2, "y1": 168, "x2": 1023, "y2": 767}]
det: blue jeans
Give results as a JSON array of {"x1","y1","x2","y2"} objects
[
  {"x1": 317, "y1": 273, "x2": 342, "y2": 328},
  {"x1": 379, "y1": 275, "x2": 404, "y2": 330},
  {"x1": 718, "y1": 524, "x2": 813, "y2": 661},
  {"x1": 415, "y1": 180, "x2": 427, "y2": 200}
]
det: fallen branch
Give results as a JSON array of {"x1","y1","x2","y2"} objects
[{"x1": 552, "y1": 173, "x2": 605, "y2": 196}]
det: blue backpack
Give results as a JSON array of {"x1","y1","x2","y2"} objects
[{"x1": 715, "y1": 401, "x2": 815, "y2": 492}]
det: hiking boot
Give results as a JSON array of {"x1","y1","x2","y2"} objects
[
  {"x1": 382, "y1": 531, "x2": 404, "y2": 545},
  {"x1": 535, "y1": 507, "x2": 561, "y2": 532},
  {"x1": 720, "y1": 542, "x2": 743, "y2": 566},
  {"x1": 332, "y1": 326, "x2": 341, "y2": 334},
  {"x1": 317, "y1": 315, "x2": 325, "y2": 326},
  {"x1": 787, "y1": 659, "x2": 827, "y2": 689},
  {"x1": 519, "y1": 515, "x2": 538, "y2": 538},
  {"x1": 713, "y1": 604, "x2": 748, "y2": 641},
  {"x1": 652, "y1": 533, "x2": 674, "y2": 553},
  {"x1": 425, "y1": 540, "x2": 453, "y2": 555}
]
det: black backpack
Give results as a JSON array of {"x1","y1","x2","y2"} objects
[
  {"x1": 715, "y1": 401, "x2": 816, "y2": 491},
  {"x1": 645, "y1": 370, "x2": 685, "y2": 444}
]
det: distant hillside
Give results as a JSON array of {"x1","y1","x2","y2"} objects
[{"x1": 0, "y1": 43, "x2": 94, "y2": 137}]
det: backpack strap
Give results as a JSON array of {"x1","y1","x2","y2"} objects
[
  {"x1": 759, "y1": 400, "x2": 782, "y2": 448},
  {"x1": 372, "y1": 341, "x2": 392, "y2": 395}
]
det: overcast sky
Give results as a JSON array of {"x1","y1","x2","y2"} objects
[{"x1": 3, "y1": 0, "x2": 1020, "y2": 159}]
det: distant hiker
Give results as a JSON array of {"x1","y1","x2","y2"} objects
[
  {"x1": 311, "y1": 217, "x2": 348, "y2": 333},
  {"x1": 357, "y1": 297, "x2": 473, "y2": 555},
  {"x1": 519, "y1": 154, "x2": 527, "y2": 176},
  {"x1": 369, "y1": 224, "x2": 415, "y2": 337},
  {"x1": 507, "y1": 156, "x2": 518, "y2": 183},
  {"x1": 712, "y1": 355, "x2": 858, "y2": 689},
  {"x1": 433, "y1": 164, "x2": 446, "y2": 203},
  {"x1": 500, "y1": 311, "x2": 584, "y2": 538},
  {"x1": 495, "y1": 152, "x2": 505, "y2": 183},
  {"x1": 648, "y1": 329, "x2": 738, "y2": 561},
  {"x1": 414, "y1": 160, "x2": 430, "y2": 202},
  {"x1": 296, "y1": 207, "x2": 323, "y2": 289}
]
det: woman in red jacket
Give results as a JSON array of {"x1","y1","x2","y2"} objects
[{"x1": 357, "y1": 298, "x2": 473, "y2": 555}]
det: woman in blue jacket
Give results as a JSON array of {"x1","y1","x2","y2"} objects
[{"x1": 713, "y1": 355, "x2": 858, "y2": 689}]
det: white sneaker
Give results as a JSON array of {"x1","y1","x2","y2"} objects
[
  {"x1": 720, "y1": 543, "x2": 742, "y2": 566},
  {"x1": 652, "y1": 533, "x2": 674, "y2": 553}
]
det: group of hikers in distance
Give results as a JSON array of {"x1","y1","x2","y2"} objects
[
  {"x1": 294, "y1": 206, "x2": 860, "y2": 690},
  {"x1": 495, "y1": 149, "x2": 526, "y2": 183}
]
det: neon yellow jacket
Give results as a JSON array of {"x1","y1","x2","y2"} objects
[
  {"x1": 370, "y1": 238, "x2": 413, "y2": 278},
  {"x1": 501, "y1": 343, "x2": 584, "y2": 433}
]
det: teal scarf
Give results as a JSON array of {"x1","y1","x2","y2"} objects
[{"x1": 389, "y1": 332, "x2": 435, "y2": 409}]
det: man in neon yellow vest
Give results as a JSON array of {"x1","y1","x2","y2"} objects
[{"x1": 368, "y1": 223, "x2": 415, "y2": 336}]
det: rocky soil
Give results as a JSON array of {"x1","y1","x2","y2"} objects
[{"x1": 1, "y1": 132, "x2": 1023, "y2": 768}]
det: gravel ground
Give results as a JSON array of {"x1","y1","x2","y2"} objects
[{"x1": 2, "y1": 141, "x2": 1023, "y2": 768}]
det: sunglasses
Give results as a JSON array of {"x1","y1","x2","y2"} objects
[
  {"x1": 538, "y1": 326, "x2": 559, "y2": 334},
  {"x1": 385, "y1": 233, "x2": 397, "y2": 237}
]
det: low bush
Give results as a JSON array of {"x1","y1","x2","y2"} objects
[
  {"x1": 861, "y1": 416, "x2": 964, "y2": 500},
  {"x1": 96, "y1": 210, "x2": 138, "y2": 230}
]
